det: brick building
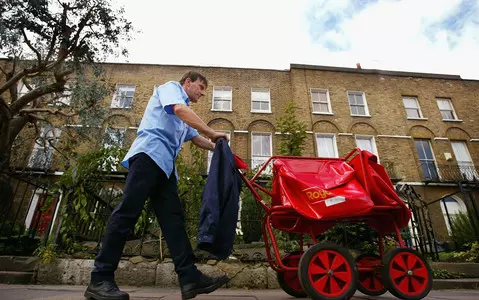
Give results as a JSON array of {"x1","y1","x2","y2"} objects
[{"x1": 6, "y1": 62, "x2": 479, "y2": 249}]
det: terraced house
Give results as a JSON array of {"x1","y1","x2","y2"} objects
[{"x1": 4, "y1": 62, "x2": 479, "y2": 257}]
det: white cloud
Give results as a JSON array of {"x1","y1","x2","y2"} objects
[{"x1": 111, "y1": 0, "x2": 479, "y2": 79}]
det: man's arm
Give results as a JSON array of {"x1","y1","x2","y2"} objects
[
  {"x1": 191, "y1": 135, "x2": 215, "y2": 151},
  {"x1": 173, "y1": 104, "x2": 228, "y2": 142}
]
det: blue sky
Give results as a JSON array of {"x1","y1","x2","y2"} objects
[{"x1": 115, "y1": 0, "x2": 479, "y2": 79}]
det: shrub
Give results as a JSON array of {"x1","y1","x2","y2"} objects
[{"x1": 450, "y1": 211, "x2": 479, "y2": 249}]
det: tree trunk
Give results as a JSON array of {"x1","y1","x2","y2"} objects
[{"x1": 0, "y1": 149, "x2": 13, "y2": 219}]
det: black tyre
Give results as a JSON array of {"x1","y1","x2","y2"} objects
[
  {"x1": 381, "y1": 248, "x2": 432, "y2": 300},
  {"x1": 355, "y1": 253, "x2": 387, "y2": 296},
  {"x1": 298, "y1": 243, "x2": 358, "y2": 300},
  {"x1": 277, "y1": 251, "x2": 307, "y2": 298}
]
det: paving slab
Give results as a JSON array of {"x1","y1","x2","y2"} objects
[{"x1": 0, "y1": 284, "x2": 479, "y2": 300}]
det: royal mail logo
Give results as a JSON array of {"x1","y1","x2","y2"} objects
[
  {"x1": 303, "y1": 187, "x2": 333, "y2": 201},
  {"x1": 302, "y1": 187, "x2": 346, "y2": 207}
]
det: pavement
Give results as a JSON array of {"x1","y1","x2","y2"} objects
[{"x1": 1, "y1": 285, "x2": 479, "y2": 300}]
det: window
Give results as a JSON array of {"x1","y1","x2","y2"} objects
[
  {"x1": 311, "y1": 89, "x2": 332, "y2": 114},
  {"x1": 403, "y1": 97, "x2": 423, "y2": 118},
  {"x1": 316, "y1": 134, "x2": 338, "y2": 158},
  {"x1": 348, "y1": 91, "x2": 369, "y2": 116},
  {"x1": 207, "y1": 131, "x2": 231, "y2": 173},
  {"x1": 415, "y1": 140, "x2": 439, "y2": 181},
  {"x1": 212, "y1": 86, "x2": 232, "y2": 111},
  {"x1": 251, "y1": 88, "x2": 271, "y2": 113},
  {"x1": 436, "y1": 98, "x2": 457, "y2": 120},
  {"x1": 49, "y1": 87, "x2": 71, "y2": 106},
  {"x1": 355, "y1": 135, "x2": 378, "y2": 157},
  {"x1": 103, "y1": 127, "x2": 126, "y2": 171},
  {"x1": 440, "y1": 196, "x2": 467, "y2": 233},
  {"x1": 251, "y1": 133, "x2": 272, "y2": 173},
  {"x1": 451, "y1": 141, "x2": 478, "y2": 181},
  {"x1": 28, "y1": 126, "x2": 62, "y2": 169},
  {"x1": 16, "y1": 82, "x2": 34, "y2": 105},
  {"x1": 111, "y1": 84, "x2": 135, "y2": 108},
  {"x1": 17, "y1": 82, "x2": 30, "y2": 98}
]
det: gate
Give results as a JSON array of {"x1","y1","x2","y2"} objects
[{"x1": 0, "y1": 171, "x2": 61, "y2": 255}]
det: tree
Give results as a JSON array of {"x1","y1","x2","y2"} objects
[
  {"x1": 276, "y1": 101, "x2": 307, "y2": 156},
  {"x1": 0, "y1": 0, "x2": 133, "y2": 208}
]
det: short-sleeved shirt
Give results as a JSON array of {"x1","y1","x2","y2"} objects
[{"x1": 121, "y1": 81, "x2": 199, "y2": 179}]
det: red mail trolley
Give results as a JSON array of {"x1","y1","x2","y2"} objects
[{"x1": 234, "y1": 148, "x2": 432, "y2": 300}]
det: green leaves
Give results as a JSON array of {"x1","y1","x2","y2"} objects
[{"x1": 276, "y1": 102, "x2": 307, "y2": 156}]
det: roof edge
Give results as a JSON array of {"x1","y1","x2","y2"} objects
[{"x1": 290, "y1": 63, "x2": 463, "y2": 80}]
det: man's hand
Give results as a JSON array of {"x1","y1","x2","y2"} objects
[{"x1": 210, "y1": 131, "x2": 229, "y2": 143}]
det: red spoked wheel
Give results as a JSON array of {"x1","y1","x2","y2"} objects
[
  {"x1": 277, "y1": 251, "x2": 307, "y2": 298},
  {"x1": 381, "y1": 248, "x2": 432, "y2": 300},
  {"x1": 298, "y1": 243, "x2": 357, "y2": 300},
  {"x1": 356, "y1": 253, "x2": 387, "y2": 296}
]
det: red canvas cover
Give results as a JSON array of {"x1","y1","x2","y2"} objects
[
  {"x1": 352, "y1": 151, "x2": 412, "y2": 232},
  {"x1": 270, "y1": 150, "x2": 411, "y2": 234},
  {"x1": 272, "y1": 158, "x2": 374, "y2": 220}
]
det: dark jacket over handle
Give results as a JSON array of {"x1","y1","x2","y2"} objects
[{"x1": 197, "y1": 138, "x2": 242, "y2": 260}]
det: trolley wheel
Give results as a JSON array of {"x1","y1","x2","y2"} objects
[
  {"x1": 277, "y1": 251, "x2": 307, "y2": 298},
  {"x1": 355, "y1": 253, "x2": 387, "y2": 296},
  {"x1": 381, "y1": 248, "x2": 432, "y2": 300},
  {"x1": 298, "y1": 243, "x2": 358, "y2": 300}
]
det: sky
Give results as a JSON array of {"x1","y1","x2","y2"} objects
[{"x1": 114, "y1": 0, "x2": 479, "y2": 79}]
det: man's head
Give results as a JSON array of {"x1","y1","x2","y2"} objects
[{"x1": 180, "y1": 71, "x2": 208, "y2": 103}]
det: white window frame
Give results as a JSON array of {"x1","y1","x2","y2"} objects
[
  {"x1": 207, "y1": 130, "x2": 231, "y2": 173},
  {"x1": 111, "y1": 84, "x2": 135, "y2": 108},
  {"x1": 415, "y1": 139, "x2": 441, "y2": 181},
  {"x1": 403, "y1": 96, "x2": 424, "y2": 119},
  {"x1": 451, "y1": 141, "x2": 478, "y2": 181},
  {"x1": 251, "y1": 132, "x2": 273, "y2": 174},
  {"x1": 212, "y1": 86, "x2": 232, "y2": 112},
  {"x1": 28, "y1": 126, "x2": 62, "y2": 169},
  {"x1": 315, "y1": 133, "x2": 338, "y2": 158},
  {"x1": 436, "y1": 98, "x2": 458, "y2": 121},
  {"x1": 251, "y1": 88, "x2": 271, "y2": 113},
  {"x1": 48, "y1": 86, "x2": 72, "y2": 107},
  {"x1": 440, "y1": 196, "x2": 468, "y2": 234},
  {"x1": 311, "y1": 88, "x2": 333, "y2": 114},
  {"x1": 347, "y1": 91, "x2": 370, "y2": 116},
  {"x1": 16, "y1": 82, "x2": 34, "y2": 106},
  {"x1": 355, "y1": 135, "x2": 378, "y2": 159}
]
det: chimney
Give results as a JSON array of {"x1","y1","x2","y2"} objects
[{"x1": 356, "y1": 63, "x2": 362, "y2": 69}]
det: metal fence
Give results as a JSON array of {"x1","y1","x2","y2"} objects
[{"x1": 0, "y1": 171, "x2": 61, "y2": 255}]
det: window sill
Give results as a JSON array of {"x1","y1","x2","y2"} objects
[
  {"x1": 351, "y1": 114, "x2": 371, "y2": 118},
  {"x1": 443, "y1": 119, "x2": 463, "y2": 123},
  {"x1": 211, "y1": 109, "x2": 233, "y2": 112},
  {"x1": 251, "y1": 110, "x2": 272, "y2": 114},
  {"x1": 407, "y1": 117, "x2": 428, "y2": 121},
  {"x1": 313, "y1": 112, "x2": 334, "y2": 116}
]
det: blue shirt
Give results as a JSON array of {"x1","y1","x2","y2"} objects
[{"x1": 121, "y1": 81, "x2": 199, "y2": 179}]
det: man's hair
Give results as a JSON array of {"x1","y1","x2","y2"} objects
[{"x1": 179, "y1": 71, "x2": 208, "y2": 87}]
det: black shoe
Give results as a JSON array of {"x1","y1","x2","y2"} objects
[
  {"x1": 84, "y1": 281, "x2": 129, "y2": 300},
  {"x1": 181, "y1": 274, "x2": 229, "y2": 300}
]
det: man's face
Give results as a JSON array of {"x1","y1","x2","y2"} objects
[{"x1": 184, "y1": 78, "x2": 206, "y2": 103}]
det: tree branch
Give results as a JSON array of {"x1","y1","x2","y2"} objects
[
  {"x1": 20, "y1": 108, "x2": 77, "y2": 118},
  {"x1": 45, "y1": 27, "x2": 59, "y2": 63},
  {"x1": 21, "y1": 28, "x2": 42, "y2": 63},
  {"x1": 0, "y1": 67, "x2": 40, "y2": 95},
  {"x1": 0, "y1": 65, "x2": 7, "y2": 76},
  {"x1": 9, "y1": 82, "x2": 65, "y2": 114}
]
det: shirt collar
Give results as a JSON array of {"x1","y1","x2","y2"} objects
[{"x1": 178, "y1": 83, "x2": 191, "y2": 106}]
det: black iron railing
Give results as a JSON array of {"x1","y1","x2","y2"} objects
[{"x1": 418, "y1": 163, "x2": 479, "y2": 183}]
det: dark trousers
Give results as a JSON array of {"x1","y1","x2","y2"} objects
[{"x1": 91, "y1": 153, "x2": 200, "y2": 286}]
